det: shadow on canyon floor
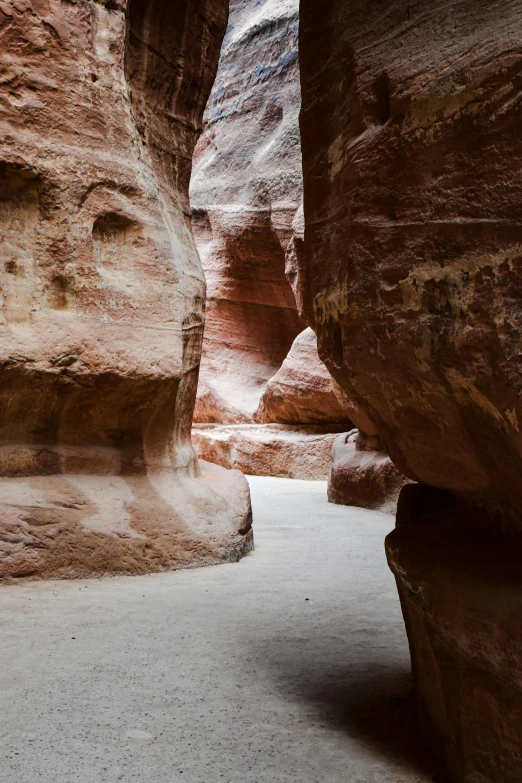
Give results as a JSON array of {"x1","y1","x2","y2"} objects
[{"x1": 249, "y1": 635, "x2": 446, "y2": 781}]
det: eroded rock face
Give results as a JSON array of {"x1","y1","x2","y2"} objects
[
  {"x1": 190, "y1": 0, "x2": 352, "y2": 481},
  {"x1": 0, "y1": 0, "x2": 252, "y2": 578},
  {"x1": 386, "y1": 485, "x2": 522, "y2": 783},
  {"x1": 299, "y1": 0, "x2": 522, "y2": 777},
  {"x1": 191, "y1": 0, "x2": 302, "y2": 424}
]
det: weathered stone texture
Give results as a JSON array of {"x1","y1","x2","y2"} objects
[
  {"x1": 299, "y1": 0, "x2": 522, "y2": 504},
  {"x1": 299, "y1": 0, "x2": 522, "y2": 778},
  {"x1": 386, "y1": 484, "x2": 522, "y2": 783},
  {"x1": 0, "y1": 0, "x2": 252, "y2": 578}
]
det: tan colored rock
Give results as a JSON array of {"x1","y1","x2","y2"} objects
[
  {"x1": 328, "y1": 431, "x2": 411, "y2": 514},
  {"x1": 192, "y1": 424, "x2": 347, "y2": 480},
  {"x1": 256, "y1": 328, "x2": 351, "y2": 425},
  {"x1": 299, "y1": 0, "x2": 522, "y2": 778},
  {"x1": 191, "y1": 0, "x2": 303, "y2": 424},
  {"x1": 0, "y1": 0, "x2": 252, "y2": 579}
]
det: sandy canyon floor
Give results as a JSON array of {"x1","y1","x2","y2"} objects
[{"x1": 0, "y1": 477, "x2": 441, "y2": 782}]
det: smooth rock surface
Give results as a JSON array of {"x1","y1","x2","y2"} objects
[
  {"x1": 191, "y1": 0, "x2": 303, "y2": 424},
  {"x1": 0, "y1": 0, "x2": 252, "y2": 577},
  {"x1": 192, "y1": 424, "x2": 346, "y2": 480},
  {"x1": 0, "y1": 476, "x2": 439, "y2": 783}
]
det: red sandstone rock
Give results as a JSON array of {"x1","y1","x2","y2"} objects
[
  {"x1": 191, "y1": 0, "x2": 302, "y2": 424},
  {"x1": 190, "y1": 3, "x2": 352, "y2": 482},
  {"x1": 299, "y1": 0, "x2": 522, "y2": 504},
  {"x1": 256, "y1": 328, "x2": 351, "y2": 425},
  {"x1": 328, "y1": 431, "x2": 411, "y2": 514},
  {"x1": 299, "y1": 0, "x2": 522, "y2": 778},
  {"x1": 0, "y1": 0, "x2": 252, "y2": 578},
  {"x1": 192, "y1": 423, "x2": 347, "y2": 480}
]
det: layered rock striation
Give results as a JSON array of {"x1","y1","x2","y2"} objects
[
  {"x1": 299, "y1": 0, "x2": 522, "y2": 778},
  {"x1": 192, "y1": 422, "x2": 345, "y2": 481},
  {"x1": 0, "y1": 0, "x2": 252, "y2": 579}
]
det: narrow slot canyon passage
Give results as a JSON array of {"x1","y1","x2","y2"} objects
[
  {"x1": 2, "y1": 0, "x2": 521, "y2": 780},
  {"x1": 0, "y1": 477, "x2": 439, "y2": 783}
]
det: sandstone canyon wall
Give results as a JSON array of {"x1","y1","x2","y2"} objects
[
  {"x1": 298, "y1": 0, "x2": 522, "y2": 779},
  {"x1": 190, "y1": 0, "x2": 353, "y2": 480},
  {"x1": 0, "y1": 0, "x2": 252, "y2": 579},
  {"x1": 256, "y1": 327, "x2": 349, "y2": 426},
  {"x1": 191, "y1": 0, "x2": 303, "y2": 425}
]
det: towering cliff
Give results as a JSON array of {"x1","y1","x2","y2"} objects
[
  {"x1": 0, "y1": 0, "x2": 252, "y2": 578},
  {"x1": 298, "y1": 0, "x2": 522, "y2": 779}
]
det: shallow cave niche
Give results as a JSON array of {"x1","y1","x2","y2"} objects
[
  {"x1": 92, "y1": 211, "x2": 137, "y2": 239},
  {"x1": 91, "y1": 211, "x2": 145, "y2": 301},
  {"x1": 0, "y1": 165, "x2": 41, "y2": 327},
  {"x1": 47, "y1": 275, "x2": 69, "y2": 310}
]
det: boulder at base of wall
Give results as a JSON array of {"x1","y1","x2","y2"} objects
[
  {"x1": 328, "y1": 430, "x2": 411, "y2": 514},
  {"x1": 192, "y1": 329, "x2": 352, "y2": 481}
]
